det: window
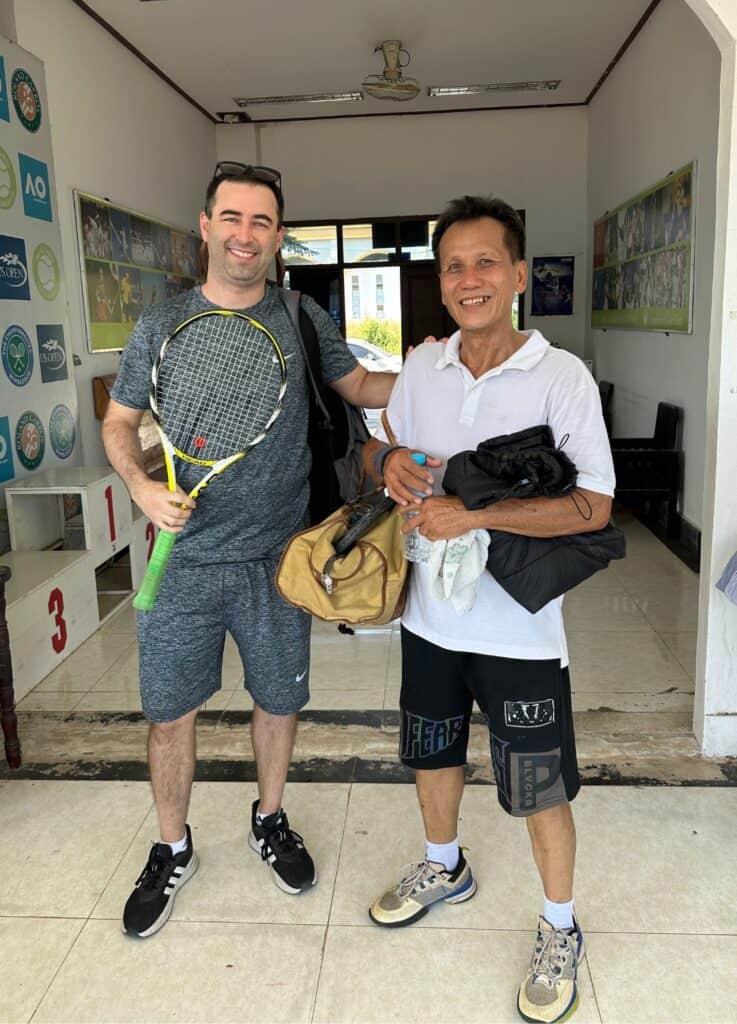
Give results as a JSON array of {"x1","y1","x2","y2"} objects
[
  {"x1": 351, "y1": 274, "x2": 361, "y2": 319},
  {"x1": 342, "y1": 223, "x2": 393, "y2": 263},
  {"x1": 282, "y1": 224, "x2": 338, "y2": 266}
]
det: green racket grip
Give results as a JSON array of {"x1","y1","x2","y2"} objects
[{"x1": 133, "y1": 529, "x2": 178, "y2": 611}]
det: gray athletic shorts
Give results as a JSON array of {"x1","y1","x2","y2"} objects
[{"x1": 136, "y1": 559, "x2": 311, "y2": 722}]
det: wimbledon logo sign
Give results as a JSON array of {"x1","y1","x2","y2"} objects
[{"x1": 2, "y1": 324, "x2": 33, "y2": 386}]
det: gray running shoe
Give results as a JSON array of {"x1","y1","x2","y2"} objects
[
  {"x1": 517, "y1": 915, "x2": 585, "y2": 1023},
  {"x1": 369, "y1": 851, "x2": 477, "y2": 927}
]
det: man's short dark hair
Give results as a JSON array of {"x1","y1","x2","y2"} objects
[
  {"x1": 432, "y1": 196, "x2": 525, "y2": 266},
  {"x1": 204, "y1": 168, "x2": 285, "y2": 226}
]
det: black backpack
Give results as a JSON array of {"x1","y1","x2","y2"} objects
[{"x1": 280, "y1": 288, "x2": 371, "y2": 524}]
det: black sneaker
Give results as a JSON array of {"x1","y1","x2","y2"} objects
[
  {"x1": 122, "y1": 824, "x2": 199, "y2": 938},
  {"x1": 247, "y1": 800, "x2": 317, "y2": 894}
]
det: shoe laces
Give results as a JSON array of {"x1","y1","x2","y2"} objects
[
  {"x1": 530, "y1": 927, "x2": 573, "y2": 987},
  {"x1": 135, "y1": 844, "x2": 173, "y2": 891},
  {"x1": 394, "y1": 860, "x2": 442, "y2": 898},
  {"x1": 259, "y1": 817, "x2": 305, "y2": 862}
]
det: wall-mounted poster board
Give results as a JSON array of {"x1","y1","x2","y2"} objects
[
  {"x1": 74, "y1": 190, "x2": 200, "y2": 352},
  {"x1": 591, "y1": 162, "x2": 695, "y2": 333},
  {"x1": 0, "y1": 37, "x2": 81, "y2": 551}
]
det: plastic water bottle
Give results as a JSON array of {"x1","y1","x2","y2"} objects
[{"x1": 404, "y1": 453, "x2": 433, "y2": 563}]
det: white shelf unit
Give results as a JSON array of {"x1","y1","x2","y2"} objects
[{"x1": 1, "y1": 467, "x2": 157, "y2": 701}]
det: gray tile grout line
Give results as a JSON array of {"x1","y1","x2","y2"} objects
[
  {"x1": 5, "y1": 913, "x2": 736, "y2": 936},
  {"x1": 309, "y1": 781, "x2": 354, "y2": 1024},
  {"x1": 26, "y1": 917, "x2": 87, "y2": 1024},
  {"x1": 582, "y1": 949, "x2": 605, "y2": 1023},
  {"x1": 26, "y1": 790, "x2": 156, "y2": 1024}
]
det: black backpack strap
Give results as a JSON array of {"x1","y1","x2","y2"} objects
[{"x1": 279, "y1": 287, "x2": 332, "y2": 428}]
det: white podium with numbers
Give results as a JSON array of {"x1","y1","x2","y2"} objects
[{"x1": 1, "y1": 467, "x2": 157, "y2": 701}]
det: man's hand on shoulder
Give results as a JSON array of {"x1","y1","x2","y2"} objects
[{"x1": 406, "y1": 335, "x2": 448, "y2": 355}]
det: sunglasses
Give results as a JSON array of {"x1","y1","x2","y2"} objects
[{"x1": 214, "y1": 162, "x2": 282, "y2": 190}]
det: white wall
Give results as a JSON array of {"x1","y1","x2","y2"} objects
[
  {"x1": 12, "y1": 0, "x2": 216, "y2": 466},
  {"x1": 587, "y1": 0, "x2": 720, "y2": 528},
  {"x1": 217, "y1": 107, "x2": 589, "y2": 355}
]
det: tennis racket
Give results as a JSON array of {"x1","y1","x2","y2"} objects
[{"x1": 133, "y1": 309, "x2": 287, "y2": 611}]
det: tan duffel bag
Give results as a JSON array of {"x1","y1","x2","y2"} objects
[
  {"x1": 276, "y1": 491, "x2": 407, "y2": 625},
  {"x1": 276, "y1": 412, "x2": 407, "y2": 625}
]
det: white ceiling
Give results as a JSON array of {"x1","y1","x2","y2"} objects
[{"x1": 80, "y1": 0, "x2": 655, "y2": 121}]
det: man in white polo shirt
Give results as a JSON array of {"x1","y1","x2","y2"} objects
[{"x1": 365, "y1": 196, "x2": 615, "y2": 1024}]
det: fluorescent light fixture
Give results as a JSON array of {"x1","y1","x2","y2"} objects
[
  {"x1": 427, "y1": 80, "x2": 561, "y2": 97},
  {"x1": 233, "y1": 92, "x2": 362, "y2": 106}
]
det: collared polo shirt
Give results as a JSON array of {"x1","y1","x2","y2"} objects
[{"x1": 376, "y1": 329, "x2": 616, "y2": 662}]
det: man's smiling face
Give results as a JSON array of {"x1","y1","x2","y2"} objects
[
  {"x1": 200, "y1": 180, "x2": 284, "y2": 292},
  {"x1": 438, "y1": 217, "x2": 527, "y2": 335}
]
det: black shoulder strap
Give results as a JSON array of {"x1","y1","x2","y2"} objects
[{"x1": 279, "y1": 287, "x2": 332, "y2": 427}]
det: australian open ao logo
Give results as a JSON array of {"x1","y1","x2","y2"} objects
[
  {"x1": 49, "y1": 404, "x2": 75, "y2": 460},
  {"x1": 11, "y1": 68, "x2": 41, "y2": 133},
  {"x1": 1, "y1": 324, "x2": 33, "y2": 386},
  {"x1": 15, "y1": 410, "x2": 45, "y2": 470}
]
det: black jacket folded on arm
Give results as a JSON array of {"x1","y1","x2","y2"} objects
[{"x1": 442, "y1": 425, "x2": 626, "y2": 613}]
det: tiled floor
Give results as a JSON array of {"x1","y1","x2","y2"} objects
[{"x1": 4, "y1": 515, "x2": 730, "y2": 1024}]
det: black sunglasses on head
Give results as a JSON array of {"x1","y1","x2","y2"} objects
[{"x1": 214, "y1": 162, "x2": 282, "y2": 190}]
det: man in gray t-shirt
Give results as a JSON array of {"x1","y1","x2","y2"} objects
[{"x1": 103, "y1": 163, "x2": 396, "y2": 939}]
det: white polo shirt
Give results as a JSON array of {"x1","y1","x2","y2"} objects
[{"x1": 376, "y1": 330, "x2": 616, "y2": 664}]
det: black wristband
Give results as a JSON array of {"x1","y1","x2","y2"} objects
[{"x1": 373, "y1": 444, "x2": 406, "y2": 479}]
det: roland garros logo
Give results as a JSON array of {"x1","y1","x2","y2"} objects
[{"x1": 11, "y1": 68, "x2": 41, "y2": 133}]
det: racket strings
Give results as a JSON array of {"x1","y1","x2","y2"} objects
[{"x1": 156, "y1": 315, "x2": 285, "y2": 460}]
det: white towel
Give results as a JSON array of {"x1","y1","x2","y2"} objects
[{"x1": 428, "y1": 529, "x2": 490, "y2": 614}]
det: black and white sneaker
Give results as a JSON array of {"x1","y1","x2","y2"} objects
[
  {"x1": 248, "y1": 800, "x2": 317, "y2": 894},
  {"x1": 122, "y1": 824, "x2": 199, "y2": 938}
]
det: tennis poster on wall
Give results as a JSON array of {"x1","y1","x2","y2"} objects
[
  {"x1": 74, "y1": 190, "x2": 201, "y2": 352},
  {"x1": 591, "y1": 162, "x2": 695, "y2": 333}
]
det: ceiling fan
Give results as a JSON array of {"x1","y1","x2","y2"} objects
[{"x1": 226, "y1": 41, "x2": 560, "y2": 115}]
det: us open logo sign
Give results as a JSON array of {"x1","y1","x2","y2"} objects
[
  {"x1": 0, "y1": 236, "x2": 31, "y2": 301},
  {"x1": 36, "y1": 325, "x2": 68, "y2": 383}
]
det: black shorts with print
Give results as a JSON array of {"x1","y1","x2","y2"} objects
[{"x1": 399, "y1": 626, "x2": 580, "y2": 817}]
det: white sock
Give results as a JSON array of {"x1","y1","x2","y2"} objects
[
  {"x1": 256, "y1": 807, "x2": 282, "y2": 825},
  {"x1": 544, "y1": 896, "x2": 574, "y2": 930},
  {"x1": 164, "y1": 834, "x2": 188, "y2": 856},
  {"x1": 425, "y1": 838, "x2": 459, "y2": 872}
]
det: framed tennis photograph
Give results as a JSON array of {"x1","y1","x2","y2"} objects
[
  {"x1": 74, "y1": 189, "x2": 200, "y2": 353},
  {"x1": 531, "y1": 256, "x2": 574, "y2": 316},
  {"x1": 591, "y1": 161, "x2": 695, "y2": 333}
]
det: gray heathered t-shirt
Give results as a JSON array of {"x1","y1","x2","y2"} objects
[{"x1": 110, "y1": 282, "x2": 358, "y2": 565}]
